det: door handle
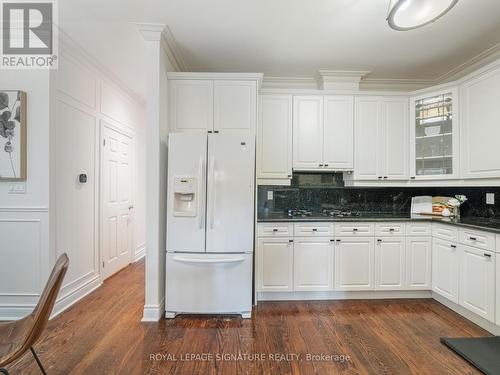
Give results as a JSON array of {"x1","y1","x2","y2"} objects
[
  {"x1": 173, "y1": 256, "x2": 244, "y2": 264},
  {"x1": 197, "y1": 155, "x2": 205, "y2": 229},
  {"x1": 208, "y1": 156, "x2": 216, "y2": 229}
]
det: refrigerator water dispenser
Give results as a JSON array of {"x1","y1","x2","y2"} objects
[{"x1": 173, "y1": 176, "x2": 197, "y2": 216}]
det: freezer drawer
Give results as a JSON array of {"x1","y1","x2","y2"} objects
[{"x1": 166, "y1": 253, "x2": 252, "y2": 316}]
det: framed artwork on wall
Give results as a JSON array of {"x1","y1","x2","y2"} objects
[{"x1": 0, "y1": 90, "x2": 27, "y2": 180}]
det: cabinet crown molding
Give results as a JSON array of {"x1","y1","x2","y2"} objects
[{"x1": 319, "y1": 70, "x2": 371, "y2": 90}]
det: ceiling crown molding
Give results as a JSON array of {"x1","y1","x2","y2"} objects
[
  {"x1": 318, "y1": 70, "x2": 371, "y2": 90},
  {"x1": 160, "y1": 26, "x2": 188, "y2": 72},
  {"x1": 360, "y1": 77, "x2": 435, "y2": 91},
  {"x1": 262, "y1": 76, "x2": 318, "y2": 89},
  {"x1": 132, "y1": 23, "x2": 166, "y2": 41}
]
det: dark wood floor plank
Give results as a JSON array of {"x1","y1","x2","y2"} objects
[{"x1": 6, "y1": 260, "x2": 490, "y2": 375}]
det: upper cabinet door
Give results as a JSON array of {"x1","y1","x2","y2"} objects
[
  {"x1": 213, "y1": 80, "x2": 257, "y2": 134},
  {"x1": 323, "y1": 96, "x2": 354, "y2": 170},
  {"x1": 293, "y1": 96, "x2": 324, "y2": 170},
  {"x1": 381, "y1": 98, "x2": 409, "y2": 180},
  {"x1": 461, "y1": 67, "x2": 500, "y2": 179},
  {"x1": 354, "y1": 97, "x2": 381, "y2": 180},
  {"x1": 257, "y1": 95, "x2": 293, "y2": 180},
  {"x1": 410, "y1": 88, "x2": 459, "y2": 180},
  {"x1": 169, "y1": 80, "x2": 214, "y2": 132}
]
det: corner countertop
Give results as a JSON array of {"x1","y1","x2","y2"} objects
[{"x1": 257, "y1": 213, "x2": 500, "y2": 235}]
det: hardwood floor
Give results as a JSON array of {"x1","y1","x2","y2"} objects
[{"x1": 7, "y1": 260, "x2": 490, "y2": 375}]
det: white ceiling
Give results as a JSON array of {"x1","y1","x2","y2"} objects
[{"x1": 60, "y1": 0, "x2": 500, "y2": 100}]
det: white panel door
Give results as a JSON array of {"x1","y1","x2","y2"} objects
[
  {"x1": 323, "y1": 96, "x2": 354, "y2": 170},
  {"x1": 496, "y1": 255, "x2": 500, "y2": 325},
  {"x1": 293, "y1": 237, "x2": 334, "y2": 291},
  {"x1": 375, "y1": 237, "x2": 405, "y2": 290},
  {"x1": 293, "y1": 96, "x2": 323, "y2": 170},
  {"x1": 257, "y1": 95, "x2": 292, "y2": 180},
  {"x1": 206, "y1": 134, "x2": 255, "y2": 253},
  {"x1": 102, "y1": 125, "x2": 133, "y2": 279},
  {"x1": 214, "y1": 80, "x2": 256, "y2": 133},
  {"x1": 405, "y1": 237, "x2": 432, "y2": 290},
  {"x1": 335, "y1": 237, "x2": 375, "y2": 291},
  {"x1": 461, "y1": 68, "x2": 500, "y2": 178},
  {"x1": 354, "y1": 97, "x2": 381, "y2": 180},
  {"x1": 166, "y1": 133, "x2": 207, "y2": 253},
  {"x1": 432, "y1": 238, "x2": 459, "y2": 303},
  {"x1": 459, "y1": 245, "x2": 495, "y2": 322},
  {"x1": 257, "y1": 238, "x2": 293, "y2": 292},
  {"x1": 381, "y1": 98, "x2": 409, "y2": 180},
  {"x1": 169, "y1": 80, "x2": 214, "y2": 132}
]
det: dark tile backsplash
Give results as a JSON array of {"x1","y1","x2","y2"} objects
[{"x1": 258, "y1": 173, "x2": 500, "y2": 219}]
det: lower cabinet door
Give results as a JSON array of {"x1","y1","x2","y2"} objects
[
  {"x1": 405, "y1": 237, "x2": 432, "y2": 290},
  {"x1": 497, "y1": 255, "x2": 500, "y2": 325},
  {"x1": 375, "y1": 237, "x2": 405, "y2": 290},
  {"x1": 293, "y1": 237, "x2": 334, "y2": 291},
  {"x1": 335, "y1": 237, "x2": 375, "y2": 291},
  {"x1": 432, "y1": 238, "x2": 459, "y2": 303},
  {"x1": 257, "y1": 238, "x2": 293, "y2": 292},
  {"x1": 459, "y1": 245, "x2": 495, "y2": 322}
]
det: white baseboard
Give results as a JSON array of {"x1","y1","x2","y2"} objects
[
  {"x1": 134, "y1": 243, "x2": 146, "y2": 262},
  {"x1": 0, "y1": 305, "x2": 35, "y2": 321},
  {"x1": 432, "y1": 293, "x2": 500, "y2": 335},
  {"x1": 52, "y1": 275, "x2": 102, "y2": 318},
  {"x1": 257, "y1": 290, "x2": 432, "y2": 301},
  {"x1": 142, "y1": 298, "x2": 165, "y2": 322}
]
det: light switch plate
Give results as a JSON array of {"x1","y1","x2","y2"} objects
[
  {"x1": 486, "y1": 193, "x2": 495, "y2": 205},
  {"x1": 267, "y1": 190, "x2": 273, "y2": 200},
  {"x1": 8, "y1": 182, "x2": 26, "y2": 194}
]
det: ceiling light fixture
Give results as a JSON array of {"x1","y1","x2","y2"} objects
[{"x1": 387, "y1": 0, "x2": 459, "y2": 31}]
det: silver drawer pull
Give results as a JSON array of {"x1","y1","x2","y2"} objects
[
  {"x1": 389, "y1": 228, "x2": 395, "y2": 232},
  {"x1": 272, "y1": 229, "x2": 278, "y2": 232},
  {"x1": 312, "y1": 228, "x2": 318, "y2": 232},
  {"x1": 450, "y1": 244, "x2": 457, "y2": 248},
  {"x1": 352, "y1": 228, "x2": 358, "y2": 232},
  {"x1": 469, "y1": 236, "x2": 477, "y2": 241},
  {"x1": 484, "y1": 253, "x2": 492, "y2": 258}
]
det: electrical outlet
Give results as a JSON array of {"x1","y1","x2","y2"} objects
[
  {"x1": 486, "y1": 193, "x2": 495, "y2": 205},
  {"x1": 267, "y1": 190, "x2": 274, "y2": 200}
]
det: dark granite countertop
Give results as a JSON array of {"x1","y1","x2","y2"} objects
[{"x1": 257, "y1": 213, "x2": 500, "y2": 235}]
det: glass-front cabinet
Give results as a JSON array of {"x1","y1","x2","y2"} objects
[{"x1": 411, "y1": 88, "x2": 459, "y2": 179}]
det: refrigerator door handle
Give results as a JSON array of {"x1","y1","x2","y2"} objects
[
  {"x1": 172, "y1": 256, "x2": 245, "y2": 264},
  {"x1": 197, "y1": 155, "x2": 206, "y2": 229},
  {"x1": 208, "y1": 156, "x2": 216, "y2": 229}
]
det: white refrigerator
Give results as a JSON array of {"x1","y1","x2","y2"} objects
[{"x1": 165, "y1": 132, "x2": 255, "y2": 318}]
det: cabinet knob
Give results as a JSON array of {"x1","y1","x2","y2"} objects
[
  {"x1": 383, "y1": 176, "x2": 388, "y2": 179},
  {"x1": 484, "y1": 253, "x2": 492, "y2": 258},
  {"x1": 272, "y1": 229, "x2": 278, "y2": 232},
  {"x1": 312, "y1": 228, "x2": 318, "y2": 232},
  {"x1": 324, "y1": 164, "x2": 329, "y2": 167},
  {"x1": 352, "y1": 228, "x2": 358, "y2": 232},
  {"x1": 336, "y1": 239, "x2": 341, "y2": 243},
  {"x1": 378, "y1": 176, "x2": 382, "y2": 179},
  {"x1": 319, "y1": 164, "x2": 324, "y2": 167},
  {"x1": 450, "y1": 244, "x2": 457, "y2": 248},
  {"x1": 377, "y1": 239, "x2": 382, "y2": 242},
  {"x1": 288, "y1": 239, "x2": 294, "y2": 243},
  {"x1": 389, "y1": 228, "x2": 395, "y2": 232},
  {"x1": 469, "y1": 237, "x2": 477, "y2": 241}
]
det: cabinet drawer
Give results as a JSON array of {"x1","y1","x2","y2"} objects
[
  {"x1": 375, "y1": 223, "x2": 405, "y2": 237},
  {"x1": 293, "y1": 222, "x2": 334, "y2": 237},
  {"x1": 432, "y1": 224, "x2": 459, "y2": 243},
  {"x1": 335, "y1": 223, "x2": 374, "y2": 237},
  {"x1": 406, "y1": 222, "x2": 431, "y2": 236},
  {"x1": 257, "y1": 223, "x2": 293, "y2": 237},
  {"x1": 460, "y1": 228, "x2": 495, "y2": 251}
]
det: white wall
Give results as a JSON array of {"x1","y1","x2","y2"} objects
[
  {"x1": 0, "y1": 70, "x2": 51, "y2": 320},
  {"x1": 0, "y1": 31, "x2": 147, "y2": 320},
  {"x1": 51, "y1": 33, "x2": 147, "y2": 316}
]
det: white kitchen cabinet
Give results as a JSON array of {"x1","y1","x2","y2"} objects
[
  {"x1": 214, "y1": 80, "x2": 257, "y2": 133},
  {"x1": 381, "y1": 98, "x2": 409, "y2": 179},
  {"x1": 257, "y1": 95, "x2": 293, "y2": 181},
  {"x1": 496, "y1": 255, "x2": 500, "y2": 325},
  {"x1": 293, "y1": 95, "x2": 354, "y2": 171},
  {"x1": 354, "y1": 97, "x2": 380, "y2": 180},
  {"x1": 410, "y1": 88, "x2": 459, "y2": 180},
  {"x1": 169, "y1": 80, "x2": 214, "y2": 132},
  {"x1": 458, "y1": 245, "x2": 495, "y2": 322},
  {"x1": 375, "y1": 237, "x2": 405, "y2": 290},
  {"x1": 322, "y1": 96, "x2": 354, "y2": 170},
  {"x1": 432, "y1": 238, "x2": 459, "y2": 303},
  {"x1": 256, "y1": 238, "x2": 294, "y2": 292},
  {"x1": 354, "y1": 96, "x2": 409, "y2": 181},
  {"x1": 293, "y1": 237, "x2": 334, "y2": 291},
  {"x1": 293, "y1": 96, "x2": 324, "y2": 170},
  {"x1": 405, "y1": 237, "x2": 432, "y2": 290},
  {"x1": 335, "y1": 237, "x2": 375, "y2": 291},
  {"x1": 461, "y1": 67, "x2": 500, "y2": 178}
]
